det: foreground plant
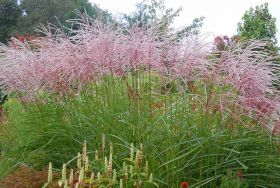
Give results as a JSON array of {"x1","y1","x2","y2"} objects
[
  {"x1": 0, "y1": 12, "x2": 279, "y2": 135},
  {"x1": 43, "y1": 138, "x2": 158, "y2": 188},
  {"x1": 1, "y1": 83, "x2": 280, "y2": 187}
]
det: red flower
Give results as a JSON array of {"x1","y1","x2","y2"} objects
[{"x1": 181, "y1": 181, "x2": 189, "y2": 188}]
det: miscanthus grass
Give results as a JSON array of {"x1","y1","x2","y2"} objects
[
  {"x1": 0, "y1": 13, "x2": 280, "y2": 134},
  {"x1": 0, "y1": 75, "x2": 279, "y2": 187},
  {"x1": 0, "y1": 13, "x2": 279, "y2": 187}
]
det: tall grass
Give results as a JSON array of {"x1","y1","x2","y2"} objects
[
  {"x1": 1, "y1": 75, "x2": 279, "y2": 187},
  {"x1": 1, "y1": 14, "x2": 279, "y2": 134},
  {"x1": 0, "y1": 13, "x2": 280, "y2": 187}
]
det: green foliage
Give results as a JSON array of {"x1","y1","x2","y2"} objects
[
  {"x1": 2, "y1": 0, "x2": 114, "y2": 38},
  {"x1": 237, "y1": 3, "x2": 278, "y2": 52},
  {"x1": 219, "y1": 170, "x2": 248, "y2": 188},
  {"x1": 0, "y1": 0, "x2": 114, "y2": 42},
  {"x1": 0, "y1": 0, "x2": 20, "y2": 43},
  {"x1": 67, "y1": 0, "x2": 113, "y2": 28},
  {"x1": 16, "y1": 0, "x2": 112, "y2": 34},
  {"x1": 1, "y1": 75, "x2": 280, "y2": 187},
  {"x1": 17, "y1": 0, "x2": 75, "y2": 34},
  {"x1": 123, "y1": 0, "x2": 204, "y2": 41}
]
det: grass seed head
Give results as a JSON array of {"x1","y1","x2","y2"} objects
[
  {"x1": 61, "y1": 163, "x2": 66, "y2": 182},
  {"x1": 120, "y1": 179, "x2": 123, "y2": 188},
  {"x1": 78, "y1": 168, "x2": 84, "y2": 183},
  {"x1": 95, "y1": 149, "x2": 99, "y2": 160},
  {"x1": 82, "y1": 140, "x2": 87, "y2": 162},
  {"x1": 130, "y1": 143, "x2": 134, "y2": 161},
  {"x1": 85, "y1": 156, "x2": 89, "y2": 172},
  {"x1": 90, "y1": 172, "x2": 95, "y2": 184},
  {"x1": 69, "y1": 169, "x2": 74, "y2": 184},
  {"x1": 113, "y1": 169, "x2": 117, "y2": 183},
  {"x1": 77, "y1": 152, "x2": 81, "y2": 169},
  {"x1": 48, "y1": 162, "x2": 52, "y2": 183}
]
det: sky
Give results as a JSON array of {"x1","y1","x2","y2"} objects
[{"x1": 89, "y1": 0, "x2": 280, "y2": 42}]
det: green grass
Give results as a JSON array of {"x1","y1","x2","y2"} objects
[{"x1": 0, "y1": 75, "x2": 280, "y2": 187}]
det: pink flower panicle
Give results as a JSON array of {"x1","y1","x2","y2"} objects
[{"x1": 0, "y1": 13, "x2": 279, "y2": 134}]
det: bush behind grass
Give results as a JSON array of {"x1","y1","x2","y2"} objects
[{"x1": 0, "y1": 76, "x2": 280, "y2": 187}]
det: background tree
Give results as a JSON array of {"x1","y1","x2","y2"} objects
[
  {"x1": 237, "y1": 3, "x2": 278, "y2": 53},
  {"x1": 123, "y1": 0, "x2": 152, "y2": 28},
  {"x1": 16, "y1": 0, "x2": 112, "y2": 35},
  {"x1": 0, "y1": 0, "x2": 19, "y2": 105},
  {"x1": 16, "y1": 0, "x2": 75, "y2": 34},
  {"x1": 123, "y1": 0, "x2": 204, "y2": 41},
  {"x1": 0, "y1": 0, "x2": 20, "y2": 43},
  {"x1": 148, "y1": 0, "x2": 204, "y2": 39},
  {"x1": 67, "y1": 0, "x2": 113, "y2": 27}
]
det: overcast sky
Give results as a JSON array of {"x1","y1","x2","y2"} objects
[{"x1": 89, "y1": 0, "x2": 280, "y2": 43}]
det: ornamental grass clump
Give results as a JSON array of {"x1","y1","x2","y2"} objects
[
  {"x1": 1, "y1": 12, "x2": 280, "y2": 187},
  {"x1": 43, "y1": 138, "x2": 158, "y2": 188},
  {"x1": 0, "y1": 13, "x2": 279, "y2": 134},
  {"x1": 214, "y1": 41, "x2": 280, "y2": 132},
  {"x1": 0, "y1": 12, "x2": 210, "y2": 97}
]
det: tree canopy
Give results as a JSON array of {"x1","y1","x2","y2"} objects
[
  {"x1": 16, "y1": 0, "x2": 112, "y2": 34},
  {"x1": 0, "y1": 0, "x2": 113, "y2": 42},
  {"x1": 237, "y1": 3, "x2": 277, "y2": 52},
  {"x1": 123, "y1": 0, "x2": 204, "y2": 41},
  {"x1": 0, "y1": 0, "x2": 20, "y2": 43}
]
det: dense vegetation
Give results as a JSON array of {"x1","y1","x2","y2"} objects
[{"x1": 0, "y1": 1, "x2": 279, "y2": 188}]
